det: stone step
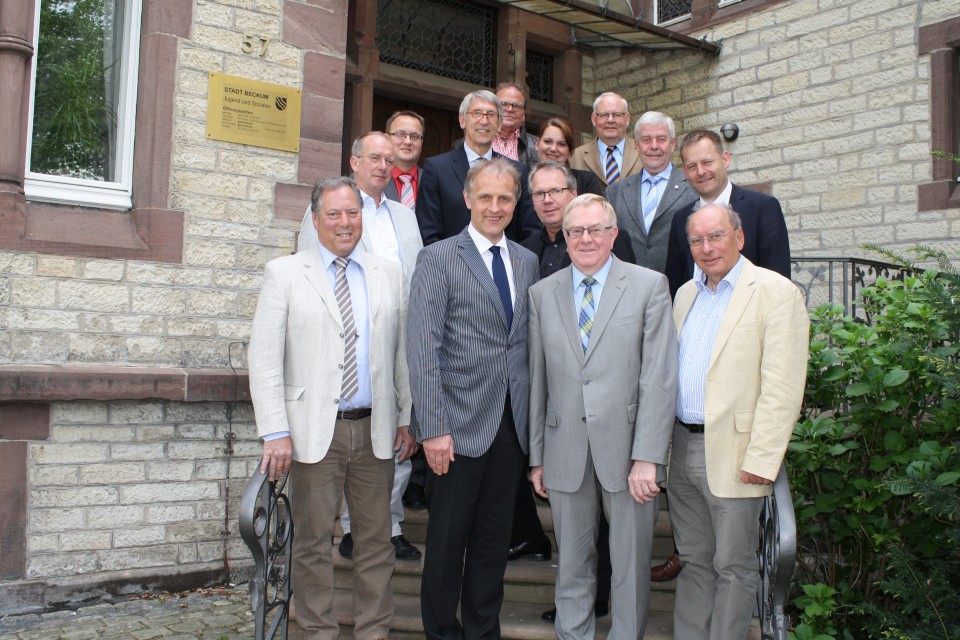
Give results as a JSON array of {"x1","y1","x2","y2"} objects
[{"x1": 324, "y1": 590, "x2": 677, "y2": 640}]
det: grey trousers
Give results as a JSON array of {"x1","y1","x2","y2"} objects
[{"x1": 668, "y1": 423, "x2": 762, "y2": 640}]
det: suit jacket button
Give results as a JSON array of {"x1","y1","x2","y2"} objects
[
  {"x1": 581, "y1": 417, "x2": 586, "y2": 423},
  {"x1": 333, "y1": 399, "x2": 340, "y2": 404}
]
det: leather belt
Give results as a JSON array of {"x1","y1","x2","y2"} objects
[
  {"x1": 337, "y1": 408, "x2": 372, "y2": 420},
  {"x1": 678, "y1": 419, "x2": 705, "y2": 434}
]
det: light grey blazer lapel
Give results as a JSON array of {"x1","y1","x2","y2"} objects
[
  {"x1": 654, "y1": 167, "x2": 687, "y2": 222},
  {"x1": 552, "y1": 271, "x2": 584, "y2": 365},
  {"x1": 302, "y1": 253, "x2": 343, "y2": 328},
  {"x1": 584, "y1": 259, "x2": 627, "y2": 362}
]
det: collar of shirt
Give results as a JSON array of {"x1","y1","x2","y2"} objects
[
  {"x1": 539, "y1": 225, "x2": 565, "y2": 247},
  {"x1": 696, "y1": 179, "x2": 733, "y2": 208},
  {"x1": 596, "y1": 137, "x2": 625, "y2": 159},
  {"x1": 316, "y1": 242, "x2": 367, "y2": 275},
  {"x1": 391, "y1": 165, "x2": 417, "y2": 181},
  {"x1": 695, "y1": 254, "x2": 744, "y2": 294},
  {"x1": 358, "y1": 188, "x2": 385, "y2": 213},
  {"x1": 571, "y1": 255, "x2": 614, "y2": 307},
  {"x1": 468, "y1": 222, "x2": 507, "y2": 257},
  {"x1": 641, "y1": 162, "x2": 672, "y2": 184},
  {"x1": 464, "y1": 143, "x2": 493, "y2": 165}
]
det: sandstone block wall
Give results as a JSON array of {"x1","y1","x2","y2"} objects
[{"x1": 582, "y1": 0, "x2": 960, "y2": 259}]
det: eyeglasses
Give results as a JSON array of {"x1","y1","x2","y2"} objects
[
  {"x1": 687, "y1": 228, "x2": 738, "y2": 248},
  {"x1": 531, "y1": 187, "x2": 571, "y2": 202},
  {"x1": 356, "y1": 154, "x2": 396, "y2": 167},
  {"x1": 388, "y1": 131, "x2": 423, "y2": 142},
  {"x1": 467, "y1": 110, "x2": 499, "y2": 121},
  {"x1": 501, "y1": 101, "x2": 525, "y2": 111},
  {"x1": 595, "y1": 111, "x2": 627, "y2": 120},
  {"x1": 565, "y1": 225, "x2": 613, "y2": 239}
]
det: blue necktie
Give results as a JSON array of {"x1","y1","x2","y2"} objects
[
  {"x1": 490, "y1": 246, "x2": 513, "y2": 330},
  {"x1": 642, "y1": 175, "x2": 663, "y2": 233}
]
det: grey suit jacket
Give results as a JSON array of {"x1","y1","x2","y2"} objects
[
  {"x1": 606, "y1": 166, "x2": 697, "y2": 274},
  {"x1": 528, "y1": 257, "x2": 678, "y2": 493},
  {"x1": 298, "y1": 197, "x2": 423, "y2": 287},
  {"x1": 407, "y1": 227, "x2": 539, "y2": 458}
]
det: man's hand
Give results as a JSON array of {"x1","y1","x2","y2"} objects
[
  {"x1": 628, "y1": 460, "x2": 660, "y2": 504},
  {"x1": 261, "y1": 436, "x2": 293, "y2": 482},
  {"x1": 423, "y1": 434, "x2": 455, "y2": 475},
  {"x1": 394, "y1": 425, "x2": 418, "y2": 462},
  {"x1": 530, "y1": 466, "x2": 547, "y2": 499},
  {"x1": 740, "y1": 470, "x2": 773, "y2": 485}
]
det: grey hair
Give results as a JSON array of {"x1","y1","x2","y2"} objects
[
  {"x1": 562, "y1": 193, "x2": 618, "y2": 227},
  {"x1": 685, "y1": 203, "x2": 742, "y2": 235},
  {"x1": 634, "y1": 111, "x2": 676, "y2": 140},
  {"x1": 350, "y1": 131, "x2": 390, "y2": 158},
  {"x1": 592, "y1": 92, "x2": 629, "y2": 114},
  {"x1": 528, "y1": 160, "x2": 577, "y2": 193},
  {"x1": 464, "y1": 157, "x2": 521, "y2": 201},
  {"x1": 459, "y1": 90, "x2": 503, "y2": 121},
  {"x1": 311, "y1": 176, "x2": 362, "y2": 214}
]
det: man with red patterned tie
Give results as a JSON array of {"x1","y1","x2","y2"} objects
[{"x1": 385, "y1": 110, "x2": 425, "y2": 209}]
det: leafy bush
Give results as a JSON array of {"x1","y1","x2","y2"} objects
[{"x1": 788, "y1": 247, "x2": 960, "y2": 637}]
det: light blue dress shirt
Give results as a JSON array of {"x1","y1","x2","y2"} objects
[
  {"x1": 676, "y1": 256, "x2": 744, "y2": 424},
  {"x1": 571, "y1": 256, "x2": 614, "y2": 317},
  {"x1": 595, "y1": 137, "x2": 625, "y2": 174}
]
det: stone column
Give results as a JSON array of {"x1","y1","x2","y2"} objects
[{"x1": 0, "y1": 0, "x2": 34, "y2": 199}]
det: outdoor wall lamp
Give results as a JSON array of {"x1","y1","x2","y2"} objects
[{"x1": 720, "y1": 123, "x2": 740, "y2": 142}]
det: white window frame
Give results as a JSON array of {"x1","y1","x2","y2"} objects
[
  {"x1": 654, "y1": 0, "x2": 692, "y2": 27},
  {"x1": 717, "y1": 0, "x2": 744, "y2": 7},
  {"x1": 24, "y1": 0, "x2": 143, "y2": 210}
]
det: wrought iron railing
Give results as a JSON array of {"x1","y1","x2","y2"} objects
[
  {"x1": 759, "y1": 466, "x2": 797, "y2": 640},
  {"x1": 239, "y1": 461, "x2": 293, "y2": 640},
  {"x1": 791, "y1": 256, "x2": 910, "y2": 322}
]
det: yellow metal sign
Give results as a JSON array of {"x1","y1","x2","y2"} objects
[{"x1": 206, "y1": 72, "x2": 302, "y2": 152}]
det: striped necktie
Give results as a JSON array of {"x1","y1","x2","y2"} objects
[
  {"x1": 642, "y1": 175, "x2": 663, "y2": 232},
  {"x1": 604, "y1": 146, "x2": 620, "y2": 185},
  {"x1": 398, "y1": 173, "x2": 415, "y2": 209},
  {"x1": 578, "y1": 276, "x2": 597, "y2": 353},
  {"x1": 333, "y1": 257, "x2": 359, "y2": 400}
]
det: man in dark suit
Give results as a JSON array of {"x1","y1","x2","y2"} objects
[
  {"x1": 407, "y1": 157, "x2": 539, "y2": 639},
  {"x1": 664, "y1": 129, "x2": 791, "y2": 298},
  {"x1": 384, "y1": 110, "x2": 425, "y2": 209},
  {"x1": 606, "y1": 111, "x2": 697, "y2": 274},
  {"x1": 417, "y1": 90, "x2": 539, "y2": 245}
]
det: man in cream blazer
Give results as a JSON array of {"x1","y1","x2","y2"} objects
[
  {"x1": 670, "y1": 204, "x2": 808, "y2": 640},
  {"x1": 250, "y1": 176, "x2": 413, "y2": 640},
  {"x1": 528, "y1": 194, "x2": 677, "y2": 639}
]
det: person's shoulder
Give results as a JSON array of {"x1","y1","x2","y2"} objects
[
  {"x1": 530, "y1": 266, "x2": 568, "y2": 294},
  {"x1": 572, "y1": 141, "x2": 594, "y2": 156},
  {"x1": 423, "y1": 148, "x2": 459, "y2": 168},
  {"x1": 733, "y1": 183, "x2": 781, "y2": 208}
]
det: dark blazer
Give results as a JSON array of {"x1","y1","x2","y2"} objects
[
  {"x1": 522, "y1": 227, "x2": 636, "y2": 278},
  {"x1": 664, "y1": 184, "x2": 791, "y2": 298},
  {"x1": 572, "y1": 168, "x2": 604, "y2": 197},
  {"x1": 416, "y1": 146, "x2": 540, "y2": 245},
  {"x1": 383, "y1": 166, "x2": 420, "y2": 204},
  {"x1": 406, "y1": 228, "x2": 539, "y2": 457},
  {"x1": 605, "y1": 166, "x2": 697, "y2": 274}
]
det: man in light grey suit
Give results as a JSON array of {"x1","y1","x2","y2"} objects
[
  {"x1": 407, "y1": 157, "x2": 539, "y2": 639},
  {"x1": 528, "y1": 193, "x2": 678, "y2": 639},
  {"x1": 298, "y1": 132, "x2": 424, "y2": 562},
  {"x1": 606, "y1": 111, "x2": 697, "y2": 274},
  {"x1": 250, "y1": 176, "x2": 414, "y2": 639}
]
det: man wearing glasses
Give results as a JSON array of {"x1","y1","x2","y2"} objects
[
  {"x1": 528, "y1": 193, "x2": 677, "y2": 639},
  {"x1": 417, "y1": 89, "x2": 539, "y2": 245},
  {"x1": 570, "y1": 92, "x2": 643, "y2": 191},
  {"x1": 384, "y1": 110, "x2": 426, "y2": 209},
  {"x1": 670, "y1": 204, "x2": 808, "y2": 639},
  {"x1": 493, "y1": 82, "x2": 540, "y2": 167}
]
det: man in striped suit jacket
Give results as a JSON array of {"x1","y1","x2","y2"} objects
[{"x1": 407, "y1": 157, "x2": 539, "y2": 639}]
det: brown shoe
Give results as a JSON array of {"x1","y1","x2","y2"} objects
[{"x1": 651, "y1": 552, "x2": 681, "y2": 582}]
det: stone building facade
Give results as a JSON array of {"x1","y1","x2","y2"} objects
[{"x1": 0, "y1": 0, "x2": 957, "y2": 615}]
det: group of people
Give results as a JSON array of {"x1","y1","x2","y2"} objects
[{"x1": 248, "y1": 83, "x2": 811, "y2": 640}]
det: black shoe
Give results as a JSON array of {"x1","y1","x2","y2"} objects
[
  {"x1": 403, "y1": 483, "x2": 427, "y2": 509},
  {"x1": 338, "y1": 532, "x2": 353, "y2": 559},
  {"x1": 541, "y1": 601, "x2": 607, "y2": 623},
  {"x1": 507, "y1": 539, "x2": 552, "y2": 561},
  {"x1": 392, "y1": 534, "x2": 422, "y2": 560}
]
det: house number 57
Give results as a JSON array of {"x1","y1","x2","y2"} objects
[{"x1": 242, "y1": 33, "x2": 272, "y2": 57}]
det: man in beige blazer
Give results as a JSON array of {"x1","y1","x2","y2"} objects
[
  {"x1": 570, "y1": 92, "x2": 643, "y2": 192},
  {"x1": 670, "y1": 204, "x2": 808, "y2": 640},
  {"x1": 529, "y1": 194, "x2": 677, "y2": 639},
  {"x1": 250, "y1": 176, "x2": 414, "y2": 640}
]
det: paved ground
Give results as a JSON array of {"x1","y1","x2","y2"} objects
[{"x1": 0, "y1": 586, "x2": 261, "y2": 640}]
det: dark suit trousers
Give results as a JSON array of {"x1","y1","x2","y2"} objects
[
  {"x1": 421, "y1": 399, "x2": 526, "y2": 640},
  {"x1": 510, "y1": 481, "x2": 550, "y2": 547}
]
